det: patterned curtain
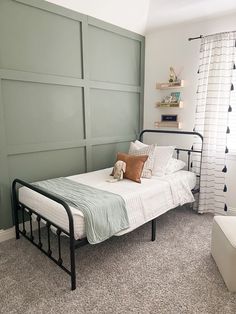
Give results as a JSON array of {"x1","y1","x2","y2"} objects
[{"x1": 193, "y1": 31, "x2": 236, "y2": 214}]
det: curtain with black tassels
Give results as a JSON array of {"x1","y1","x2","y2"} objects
[{"x1": 192, "y1": 31, "x2": 236, "y2": 214}]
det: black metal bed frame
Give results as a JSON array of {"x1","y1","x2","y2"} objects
[
  {"x1": 12, "y1": 129, "x2": 203, "y2": 291},
  {"x1": 139, "y1": 129, "x2": 203, "y2": 195}
]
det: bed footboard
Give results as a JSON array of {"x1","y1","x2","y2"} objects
[
  {"x1": 12, "y1": 179, "x2": 77, "y2": 290},
  {"x1": 12, "y1": 178, "x2": 158, "y2": 290}
]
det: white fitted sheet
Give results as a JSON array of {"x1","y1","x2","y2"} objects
[{"x1": 19, "y1": 168, "x2": 196, "y2": 241}]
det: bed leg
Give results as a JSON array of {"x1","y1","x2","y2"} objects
[
  {"x1": 70, "y1": 237, "x2": 76, "y2": 290},
  {"x1": 151, "y1": 218, "x2": 157, "y2": 241},
  {"x1": 12, "y1": 180, "x2": 20, "y2": 240},
  {"x1": 15, "y1": 219, "x2": 20, "y2": 240},
  {"x1": 14, "y1": 204, "x2": 20, "y2": 239}
]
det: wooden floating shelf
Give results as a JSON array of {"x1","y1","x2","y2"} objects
[
  {"x1": 156, "y1": 80, "x2": 184, "y2": 90},
  {"x1": 154, "y1": 121, "x2": 182, "y2": 129},
  {"x1": 156, "y1": 101, "x2": 183, "y2": 108}
]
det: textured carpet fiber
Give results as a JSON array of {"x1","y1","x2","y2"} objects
[{"x1": 0, "y1": 207, "x2": 235, "y2": 314}]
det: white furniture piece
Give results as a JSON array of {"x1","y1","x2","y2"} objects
[{"x1": 211, "y1": 216, "x2": 236, "y2": 292}]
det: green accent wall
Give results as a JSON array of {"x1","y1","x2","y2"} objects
[{"x1": 0, "y1": 0, "x2": 145, "y2": 229}]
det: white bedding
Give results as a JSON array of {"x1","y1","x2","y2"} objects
[{"x1": 19, "y1": 168, "x2": 196, "y2": 241}]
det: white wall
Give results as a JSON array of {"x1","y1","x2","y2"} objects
[
  {"x1": 144, "y1": 13, "x2": 236, "y2": 211},
  {"x1": 45, "y1": 0, "x2": 149, "y2": 35}
]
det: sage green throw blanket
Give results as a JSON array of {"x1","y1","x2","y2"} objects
[{"x1": 33, "y1": 178, "x2": 129, "y2": 244}]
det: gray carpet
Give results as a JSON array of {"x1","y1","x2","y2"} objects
[{"x1": 0, "y1": 207, "x2": 235, "y2": 314}]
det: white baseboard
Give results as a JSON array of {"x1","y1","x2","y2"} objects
[
  {"x1": 0, "y1": 221, "x2": 38, "y2": 243},
  {"x1": 0, "y1": 227, "x2": 15, "y2": 243},
  {"x1": 214, "y1": 207, "x2": 236, "y2": 216},
  {"x1": 227, "y1": 207, "x2": 236, "y2": 216}
]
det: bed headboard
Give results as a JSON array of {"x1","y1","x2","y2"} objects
[{"x1": 139, "y1": 129, "x2": 203, "y2": 192}]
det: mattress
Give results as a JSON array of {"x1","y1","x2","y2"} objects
[{"x1": 19, "y1": 168, "x2": 196, "y2": 241}]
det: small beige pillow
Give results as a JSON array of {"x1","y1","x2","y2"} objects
[{"x1": 128, "y1": 142, "x2": 155, "y2": 178}]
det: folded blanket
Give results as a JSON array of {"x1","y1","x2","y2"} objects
[{"x1": 33, "y1": 178, "x2": 129, "y2": 244}]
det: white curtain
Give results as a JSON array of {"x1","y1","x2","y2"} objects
[{"x1": 193, "y1": 31, "x2": 236, "y2": 214}]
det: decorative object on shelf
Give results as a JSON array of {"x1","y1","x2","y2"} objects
[
  {"x1": 170, "y1": 92, "x2": 180, "y2": 103},
  {"x1": 161, "y1": 114, "x2": 178, "y2": 122},
  {"x1": 156, "y1": 91, "x2": 183, "y2": 108},
  {"x1": 162, "y1": 114, "x2": 178, "y2": 122},
  {"x1": 169, "y1": 66, "x2": 177, "y2": 83},
  {"x1": 154, "y1": 114, "x2": 182, "y2": 129},
  {"x1": 162, "y1": 95, "x2": 173, "y2": 104}
]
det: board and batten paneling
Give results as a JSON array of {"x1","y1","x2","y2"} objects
[{"x1": 0, "y1": 0, "x2": 144, "y2": 229}]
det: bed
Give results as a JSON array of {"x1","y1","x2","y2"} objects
[{"x1": 12, "y1": 129, "x2": 203, "y2": 290}]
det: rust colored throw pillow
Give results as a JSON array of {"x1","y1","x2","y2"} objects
[{"x1": 116, "y1": 152, "x2": 148, "y2": 183}]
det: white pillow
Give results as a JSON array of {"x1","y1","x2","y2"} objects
[
  {"x1": 165, "y1": 157, "x2": 186, "y2": 174},
  {"x1": 134, "y1": 140, "x2": 174, "y2": 176},
  {"x1": 152, "y1": 146, "x2": 175, "y2": 176},
  {"x1": 134, "y1": 140, "x2": 147, "y2": 149},
  {"x1": 128, "y1": 142, "x2": 155, "y2": 178}
]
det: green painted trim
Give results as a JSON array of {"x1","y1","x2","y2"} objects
[
  {"x1": 14, "y1": 0, "x2": 86, "y2": 22},
  {"x1": 89, "y1": 81, "x2": 141, "y2": 93},
  {"x1": 6, "y1": 136, "x2": 136, "y2": 156},
  {"x1": 0, "y1": 79, "x2": 12, "y2": 229},
  {"x1": 7, "y1": 140, "x2": 87, "y2": 156},
  {"x1": 139, "y1": 37, "x2": 145, "y2": 130},
  {"x1": 0, "y1": 69, "x2": 85, "y2": 87},
  {"x1": 88, "y1": 135, "x2": 136, "y2": 146},
  {"x1": 88, "y1": 16, "x2": 144, "y2": 41},
  {"x1": 85, "y1": 146, "x2": 92, "y2": 172},
  {"x1": 0, "y1": 69, "x2": 141, "y2": 93},
  {"x1": 81, "y1": 18, "x2": 92, "y2": 172}
]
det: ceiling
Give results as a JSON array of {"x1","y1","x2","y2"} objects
[
  {"x1": 146, "y1": 0, "x2": 236, "y2": 32},
  {"x1": 45, "y1": 0, "x2": 236, "y2": 34}
]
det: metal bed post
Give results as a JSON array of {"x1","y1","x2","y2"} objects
[
  {"x1": 69, "y1": 216, "x2": 76, "y2": 290},
  {"x1": 151, "y1": 218, "x2": 157, "y2": 241},
  {"x1": 12, "y1": 180, "x2": 20, "y2": 240}
]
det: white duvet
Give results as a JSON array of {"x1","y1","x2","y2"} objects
[{"x1": 19, "y1": 168, "x2": 196, "y2": 240}]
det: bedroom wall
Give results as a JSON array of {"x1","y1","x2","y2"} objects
[
  {"x1": 144, "y1": 12, "x2": 236, "y2": 213},
  {"x1": 0, "y1": 0, "x2": 144, "y2": 230}
]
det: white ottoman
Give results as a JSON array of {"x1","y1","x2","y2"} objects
[{"x1": 211, "y1": 216, "x2": 236, "y2": 292}]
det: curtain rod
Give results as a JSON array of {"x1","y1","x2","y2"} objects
[
  {"x1": 188, "y1": 35, "x2": 203, "y2": 41},
  {"x1": 188, "y1": 31, "x2": 236, "y2": 42}
]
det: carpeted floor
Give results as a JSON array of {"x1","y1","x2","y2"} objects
[{"x1": 0, "y1": 206, "x2": 235, "y2": 314}]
